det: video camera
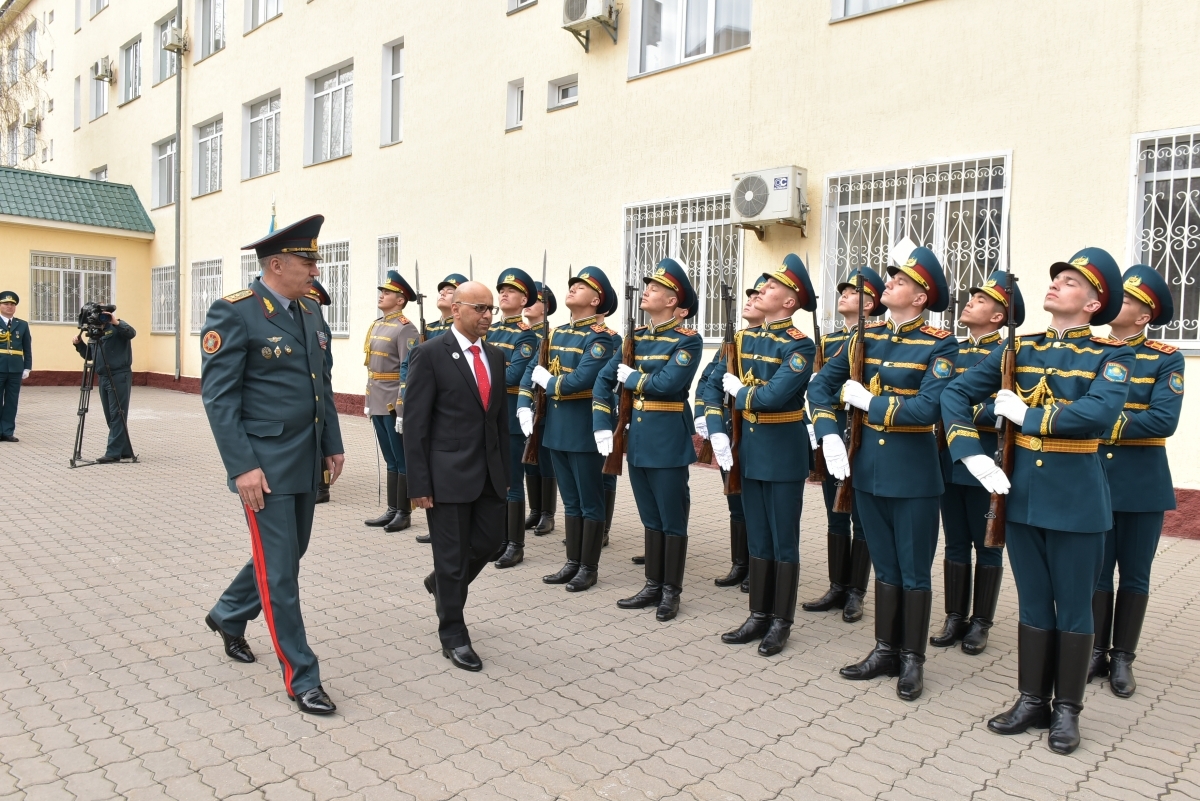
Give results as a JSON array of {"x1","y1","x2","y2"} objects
[{"x1": 77, "y1": 302, "x2": 116, "y2": 339}]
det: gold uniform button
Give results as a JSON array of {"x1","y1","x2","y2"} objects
[
  {"x1": 749, "y1": 427, "x2": 754, "y2": 433},
  {"x1": 316, "y1": 396, "x2": 320, "y2": 402},
  {"x1": 637, "y1": 417, "x2": 642, "y2": 422},
  {"x1": 1106, "y1": 452, "x2": 1113, "y2": 459},
  {"x1": 315, "y1": 418, "x2": 319, "y2": 423},
  {"x1": 1036, "y1": 459, "x2": 1043, "y2": 467},
  {"x1": 878, "y1": 438, "x2": 886, "y2": 445},
  {"x1": 311, "y1": 373, "x2": 316, "y2": 379}
]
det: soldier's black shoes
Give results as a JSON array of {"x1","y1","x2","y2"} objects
[
  {"x1": 841, "y1": 589, "x2": 865, "y2": 622},
  {"x1": 566, "y1": 520, "x2": 604, "y2": 592},
  {"x1": 801, "y1": 584, "x2": 846, "y2": 612},
  {"x1": 655, "y1": 535, "x2": 687, "y2": 621},
  {"x1": 618, "y1": 582, "x2": 661, "y2": 609},
  {"x1": 565, "y1": 567, "x2": 596, "y2": 592},
  {"x1": 496, "y1": 502, "x2": 526, "y2": 569},
  {"x1": 205, "y1": 615, "x2": 255, "y2": 663},
  {"x1": 535, "y1": 477, "x2": 558, "y2": 535},
  {"x1": 524, "y1": 476, "x2": 542, "y2": 529},
  {"x1": 1088, "y1": 590, "x2": 1114, "y2": 682},
  {"x1": 1108, "y1": 591, "x2": 1148, "y2": 698},
  {"x1": 384, "y1": 511, "x2": 411, "y2": 533},
  {"x1": 840, "y1": 645, "x2": 901, "y2": 680},
  {"x1": 930, "y1": 559, "x2": 971, "y2": 647},
  {"x1": 1049, "y1": 629, "x2": 1092, "y2": 754},
  {"x1": 547, "y1": 516, "x2": 583, "y2": 584},
  {"x1": 803, "y1": 532, "x2": 850, "y2": 610},
  {"x1": 0, "y1": 435, "x2": 19, "y2": 442},
  {"x1": 842, "y1": 580, "x2": 903, "y2": 680},
  {"x1": 1088, "y1": 647, "x2": 1109, "y2": 683},
  {"x1": 961, "y1": 564, "x2": 1003, "y2": 655},
  {"x1": 415, "y1": 532, "x2": 432, "y2": 544},
  {"x1": 1048, "y1": 702, "x2": 1082, "y2": 754},
  {"x1": 930, "y1": 613, "x2": 970, "y2": 647},
  {"x1": 725, "y1": 558, "x2": 773, "y2": 644},
  {"x1": 656, "y1": 587, "x2": 680, "y2": 621},
  {"x1": 96, "y1": 454, "x2": 121, "y2": 463},
  {"x1": 383, "y1": 475, "x2": 413, "y2": 532},
  {"x1": 423, "y1": 571, "x2": 435, "y2": 595},
  {"x1": 896, "y1": 653, "x2": 925, "y2": 700},
  {"x1": 544, "y1": 561, "x2": 579, "y2": 584},
  {"x1": 1108, "y1": 652, "x2": 1137, "y2": 698},
  {"x1": 897, "y1": 589, "x2": 932, "y2": 701},
  {"x1": 758, "y1": 620, "x2": 791, "y2": 656},
  {"x1": 843, "y1": 538, "x2": 872, "y2": 623},
  {"x1": 759, "y1": 562, "x2": 798, "y2": 655},
  {"x1": 495, "y1": 543, "x2": 524, "y2": 569},
  {"x1": 722, "y1": 613, "x2": 771, "y2": 644},
  {"x1": 315, "y1": 483, "x2": 330, "y2": 504},
  {"x1": 443, "y1": 644, "x2": 482, "y2": 672},
  {"x1": 290, "y1": 685, "x2": 336, "y2": 715},
  {"x1": 989, "y1": 623, "x2": 1055, "y2": 736},
  {"x1": 988, "y1": 693, "x2": 1051, "y2": 734},
  {"x1": 715, "y1": 521, "x2": 749, "y2": 588},
  {"x1": 366, "y1": 472, "x2": 401, "y2": 525},
  {"x1": 740, "y1": 577, "x2": 749, "y2": 593},
  {"x1": 364, "y1": 508, "x2": 396, "y2": 526}
]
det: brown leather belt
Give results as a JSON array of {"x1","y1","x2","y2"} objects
[
  {"x1": 742, "y1": 409, "x2": 805, "y2": 424},
  {"x1": 1016, "y1": 434, "x2": 1099, "y2": 454}
]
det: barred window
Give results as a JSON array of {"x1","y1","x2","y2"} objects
[
  {"x1": 191, "y1": 259, "x2": 223, "y2": 334},
  {"x1": 317, "y1": 240, "x2": 350, "y2": 336},
  {"x1": 240, "y1": 253, "x2": 259, "y2": 290},
  {"x1": 623, "y1": 193, "x2": 742, "y2": 341},
  {"x1": 1131, "y1": 128, "x2": 1200, "y2": 344},
  {"x1": 821, "y1": 154, "x2": 1008, "y2": 335},
  {"x1": 151, "y1": 266, "x2": 176, "y2": 334},
  {"x1": 30, "y1": 253, "x2": 114, "y2": 324},
  {"x1": 377, "y1": 234, "x2": 399, "y2": 285}
]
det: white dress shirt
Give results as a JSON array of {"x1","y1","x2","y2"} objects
[{"x1": 450, "y1": 324, "x2": 492, "y2": 388}]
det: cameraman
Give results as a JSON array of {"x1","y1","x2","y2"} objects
[{"x1": 73, "y1": 308, "x2": 136, "y2": 463}]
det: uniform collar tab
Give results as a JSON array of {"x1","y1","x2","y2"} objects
[
  {"x1": 653, "y1": 317, "x2": 680, "y2": 333},
  {"x1": 1124, "y1": 332, "x2": 1147, "y2": 347},
  {"x1": 888, "y1": 314, "x2": 924, "y2": 333},
  {"x1": 1046, "y1": 324, "x2": 1092, "y2": 340},
  {"x1": 572, "y1": 314, "x2": 598, "y2": 327},
  {"x1": 766, "y1": 317, "x2": 793, "y2": 331}
]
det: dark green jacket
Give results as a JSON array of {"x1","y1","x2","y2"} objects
[{"x1": 75, "y1": 320, "x2": 135, "y2": 373}]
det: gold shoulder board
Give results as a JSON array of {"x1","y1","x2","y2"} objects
[
  {"x1": 920, "y1": 324, "x2": 951, "y2": 339},
  {"x1": 223, "y1": 289, "x2": 254, "y2": 303}
]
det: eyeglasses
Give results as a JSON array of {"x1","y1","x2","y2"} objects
[{"x1": 455, "y1": 302, "x2": 498, "y2": 315}]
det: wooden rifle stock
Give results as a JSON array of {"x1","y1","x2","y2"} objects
[
  {"x1": 724, "y1": 340, "x2": 743, "y2": 495},
  {"x1": 603, "y1": 334, "x2": 636, "y2": 475},
  {"x1": 809, "y1": 309, "x2": 828, "y2": 483},
  {"x1": 521, "y1": 333, "x2": 551, "y2": 465},
  {"x1": 984, "y1": 348, "x2": 1016, "y2": 548},
  {"x1": 832, "y1": 276, "x2": 866, "y2": 514},
  {"x1": 696, "y1": 430, "x2": 714, "y2": 464}
]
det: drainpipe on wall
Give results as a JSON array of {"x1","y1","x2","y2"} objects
[{"x1": 172, "y1": 0, "x2": 183, "y2": 380}]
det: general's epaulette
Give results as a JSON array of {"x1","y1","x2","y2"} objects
[
  {"x1": 785, "y1": 327, "x2": 806, "y2": 340},
  {"x1": 866, "y1": 320, "x2": 887, "y2": 329},
  {"x1": 591, "y1": 323, "x2": 609, "y2": 334},
  {"x1": 920, "y1": 324, "x2": 951, "y2": 339},
  {"x1": 677, "y1": 327, "x2": 698, "y2": 336},
  {"x1": 518, "y1": 322, "x2": 531, "y2": 331},
  {"x1": 634, "y1": 325, "x2": 648, "y2": 333},
  {"x1": 1145, "y1": 339, "x2": 1178, "y2": 354},
  {"x1": 223, "y1": 289, "x2": 254, "y2": 303},
  {"x1": 399, "y1": 315, "x2": 410, "y2": 325},
  {"x1": 1091, "y1": 336, "x2": 1125, "y2": 346}
]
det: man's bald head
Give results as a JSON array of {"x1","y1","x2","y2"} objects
[
  {"x1": 452, "y1": 281, "x2": 495, "y2": 339},
  {"x1": 453, "y1": 281, "x2": 493, "y2": 306}
]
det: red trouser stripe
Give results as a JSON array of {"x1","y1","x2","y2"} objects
[{"x1": 244, "y1": 504, "x2": 295, "y2": 696}]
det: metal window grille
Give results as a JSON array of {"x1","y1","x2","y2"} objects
[
  {"x1": 623, "y1": 193, "x2": 742, "y2": 341},
  {"x1": 377, "y1": 235, "x2": 399, "y2": 285},
  {"x1": 240, "y1": 253, "x2": 259, "y2": 289},
  {"x1": 821, "y1": 154, "x2": 1009, "y2": 335},
  {"x1": 197, "y1": 119, "x2": 222, "y2": 195},
  {"x1": 318, "y1": 240, "x2": 350, "y2": 335},
  {"x1": 312, "y1": 65, "x2": 353, "y2": 163},
  {"x1": 29, "y1": 253, "x2": 114, "y2": 324},
  {"x1": 151, "y1": 265, "x2": 176, "y2": 333},
  {"x1": 1131, "y1": 129, "x2": 1200, "y2": 344},
  {"x1": 191, "y1": 259, "x2": 223, "y2": 334},
  {"x1": 249, "y1": 95, "x2": 280, "y2": 177},
  {"x1": 158, "y1": 17, "x2": 178, "y2": 81}
]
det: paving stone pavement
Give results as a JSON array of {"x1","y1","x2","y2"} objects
[{"x1": 3, "y1": 386, "x2": 1199, "y2": 801}]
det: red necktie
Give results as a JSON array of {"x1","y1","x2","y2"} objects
[{"x1": 468, "y1": 345, "x2": 490, "y2": 410}]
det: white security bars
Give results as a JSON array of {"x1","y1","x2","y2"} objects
[
  {"x1": 377, "y1": 235, "x2": 399, "y2": 285},
  {"x1": 190, "y1": 259, "x2": 223, "y2": 334},
  {"x1": 240, "y1": 253, "x2": 259, "y2": 290},
  {"x1": 30, "y1": 253, "x2": 114, "y2": 324},
  {"x1": 317, "y1": 240, "x2": 350, "y2": 335},
  {"x1": 151, "y1": 266, "x2": 176, "y2": 333}
]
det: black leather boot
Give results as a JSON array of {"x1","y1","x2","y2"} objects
[
  {"x1": 759, "y1": 562, "x2": 799, "y2": 656},
  {"x1": 543, "y1": 516, "x2": 582, "y2": 583},
  {"x1": 384, "y1": 473, "x2": 412, "y2": 532},
  {"x1": 722, "y1": 557, "x2": 774, "y2": 644},
  {"x1": 961, "y1": 564, "x2": 1003, "y2": 655},
  {"x1": 1049, "y1": 630, "x2": 1093, "y2": 755},
  {"x1": 741, "y1": 576, "x2": 749, "y2": 593},
  {"x1": 365, "y1": 472, "x2": 399, "y2": 526},
  {"x1": 566, "y1": 519, "x2": 604, "y2": 592},
  {"x1": 842, "y1": 538, "x2": 872, "y2": 623},
  {"x1": 495, "y1": 501, "x2": 526, "y2": 568},
  {"x1": 802, "y1": 533, "x2": 850, "y2": 611},
  {"x1": 524, "y1": 475, "x2": 542, "y2": 529},
  {"x1": 930, "y1": 560, "x2": 971, "y2": 647},
  {"x1": 535, "y1": 477, "x2": 557, "y2": 535},
  {"x1": 715, "y1": 520, "x2": 750, "y2": 588},
  {"x1": 603, "y1": 489, "x2": 617, "y2": 546},
  {"x1": 897, "y1": 589, "x2": 932, "y2": 701},
  {"x1": 1088, "y1": 590, "x2": 1114, "y2": 682},
  {"x1": 619, "y1": 530, "x2": 664, "y2": 609},
  {"x1": 1109, "y1": 591, "x2": 1148, "y2": 698},
  {"x1": 656, "y1": 536, "x2": 687, "y2": 621},
  {"x1": 989, "y1": 623, "x2": 1055, "y2": 734},
  {"x1": 840, "y1": 581, "x2": 903, "y2": 680}
]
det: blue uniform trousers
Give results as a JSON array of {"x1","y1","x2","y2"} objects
[
  {"x1": 722, "y1": 470, "x2": 745, "y2": 523},
  {"x1": 506, "y1": 433, "x2": 526, "y2": 502},
  {"x1": 209, "y1": 492, "x2": 321, "y2": 696},
  {"x1": 371, "y1": 414, "x2": 406, "y2": 474},
  {"x1": 0, "y1": 372, "x2": 21, "y2": 437},
  {"x1": 1006, "y1": 521, "x2": 1105, "y2": 633},
  {"x1": 627, "y1": 465, "x2": 689, "y2": 538},
  {"x1": 549, "y1": 449, "x2": 605, "y2": 522},
  {"x1": 821, "y1": 476, "x2": 862, "y2": 540},
  {"x1": 939, "y1": 483, "x2": 1004, "y2": 568},
  {"x1": 99, "y1": 370, "x2": 134, "y2": 458},
  {"x1": 855, "y1": 492, "x2": 939, "y2": 591},
  {"x1": 1098, "y1": 511, "x2": 1163, "y2": 596},
  {"x1": 741, "y1": 478, "x2": 803, "y2": 564},
  {"x1": 603, "y1": 473, "x2": 617, "y2": 492},
  {"x1": 523, "y1": 430, "x2": 555, "y2": 479}
]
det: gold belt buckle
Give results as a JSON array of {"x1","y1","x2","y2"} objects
[
  {"x1": 744, "y1": 411, "x2": 757, "y2": 424},
  {"x1": 633, "y1": 397, "x2": 644, "y2": 411},
  {"x1": 1029, "y1": 437, "x2": 1042, "y2": 451}
]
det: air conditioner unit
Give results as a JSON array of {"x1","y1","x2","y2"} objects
[
  {"x1": 730, "y1": 166, "x2": 810, "y2": 237},
  {"x1": 562, "y1": 0, "x2": 618, "y2": 50},
  {"x1": 163, "y1": 26, "x2": 187, "y2": 54},
  {"x1": 21, "y1": 107, "x2": 40, "y2": 128},
  {"x1": 93, "y1": 56, "x2": 113, "y2": 83}
]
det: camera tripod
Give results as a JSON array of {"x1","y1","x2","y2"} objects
[{"x1": 70, "y1": 337, "x2": 139, "y2": 468}]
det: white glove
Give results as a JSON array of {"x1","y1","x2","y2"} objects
[
  {"x1": 594, "y1": 430, "x2": 613, "y2": 456},
  {"x1": 22, "y1": 369, "x2": 29, "y2": 380},
  {"x1": 841, "y1": 380, "x2": 874, "y2": 412},
  {"x1": 616, "y1": 363, "x2": 636, "y2": 384},
  {"x1": 807, "y1": 424, "x2": 818, "y2": 450},
  {"x1": 710, "y1": 433, "x2": 733, "y2": 471},
  {"x1": 722, "y1": 372, "x2": 743, "y2": 399},
  {"x1": 694, "y1": 416, "x2": 709, "y2": 439},
  {"x1": 517, "y1": 407, "x2": 534, "y2": 437},
  {"x1": 962, "y1": 454, "x2": 1011, "y2": 495},
  {"x1": 822, "y1": 434, "x2": 850, "y2": 480},
  {"x1": 364, "y1": 405, "x2": 370, "y2": 416},
  {"x1": 993, "y1": 389, "x2": 1027, "y2": 426},
  {"x1": 531, "y1": 365, "x2": 552, "y2": 389},
  {"x1": 394, "y1": 416, "x2": 403, "y2": 434}
]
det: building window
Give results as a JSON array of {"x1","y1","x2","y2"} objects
[
  {"x1": 822, "y1": 155, "x2": 1009, "y2": 334},
  {"x1": 240, "y1": 253, "x2": 259, "y2": 289},
  {"x1": 548, "y1": 74, "x2": 578, "y2": 109},
  {"x1": 196, "y1": 119, "x2": 223, "y2": 195},
  {"x1": 75, "y1": 0, "x2": 81, "y2": 31},
  {"x1": 21, "y1": 126, "x2": 34, "y2": 160},
  {"x1": 623, "y1": 193, "x2": 742, "y2": 341},
  {"x1": 377, "y1": 234, "x2": 399, "y2": 285},
  {"x1": 91, "y1": 165, "x2": 108, "y2": 181},
  {"x1": 199, "y1": 0, "x2": 226, "y2": 59},
  {"x1": 154, "y1": 136, "x2": 177, "y2": 207},
  {"x1": 382, "y1": 41, "x2": 403, "y2": 145},
  {"x1": 5, "y1": 126, "x2": 17, "y2": 167},
  {"x1": 311, "y1": 64, "x2": 353, "y2": 164},
  {"x1": 317, "y1": 240, "x2": 350, "y2": 335},
  {"x1": 151, "y1": 266, "x2": 177, "y2": 333},
  {"x1": 1131, "y1": 128, "x2": 1200, "y2": 344},
  {"x1": 23, "y1": 24, "x2": 37, "y2": 72},
  {"x1": 506, "y1": 79, "x2": 524, "y2": 130},
  {"x1": 508, "y1": 0, "x2": 536, "y2": 12},
  {"x1": 121, "y1": 38, "x2": 141, "y2": 103},
  {"x1": 631, "y1": 0, "x2": 751, "y2": 77},
  {"x1": 73, "y1": 76, "x2": 81, "y2": 129},
  {"x1": 8, "y1": 41, "x2": 19, "y2": 85},
  {"x1": 831, "y1": 0, "x2": 926, "y2": 22},
  {"x1": 248, "y1": 0, "x2": 281, "y2": 32},
  {"x1": 29, "y1": 253, "x2": 114, "y2": 324},
  {"x1": 248, "y1": 95, "x2": 280, "y2": 177},
  {"x1": 191, "y1": 259, "x2": 223, "y2": 333},
  {"x1": 89, "y1": 62, "x2": 108, "y2": 119},
  {"x1": 91, "y1": 0, "x2": 109, "y2": 17},
  {"x1": 157, "y1": 16, "x2": 179, "y2": 82}
]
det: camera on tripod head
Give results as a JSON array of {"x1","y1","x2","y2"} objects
[{"x1": 77, "y1": 303, "x2": 116, "y2": 340}]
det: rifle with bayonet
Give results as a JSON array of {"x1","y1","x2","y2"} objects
[
  {"x1": 809, "y1": 298, "x2": 828, "y2": 482},
  {"x1": 721, "y1": 282, "x2": 743, "y2": 495},
  {"x1": 984, "y1": 268, "x2": 1018, "y2": 548},
  {"x1": 414, "y1": 259, "x2": 427, "y2": 342},
  {"x1": 603, "y1": 277, "x2": 638, "y2": 476},
  {"x1": 698, "y1": 282, "x2": 738, "y2": 465},
  {"x1": 935, "y1": 290, "x2": 959, "y2": 452},
  {"x1": 832, "y1": 271, "x2": 866, "y2": 513},
  {"x1": 522, "y1": 251, "x2": 550, "y2": 466}
]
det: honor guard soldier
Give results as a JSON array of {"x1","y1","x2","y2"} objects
[
  {"x1": 812, "y1": 247, "x2": 957, "y2": 699},
  {"x1": 801, "y1": 266, "x2": 884, "y2": 624},
  {"x1": 490, "y1": 268, "x2": 539, "y2": 569},
  {"x1": 307, "y1": 280, "x2": 335, "y2": 503},
  {"x1": 604, "y1": 259, "x2": 703, "y2": 622},
  {"x1": 593, "y1": 314, "x2": 623, "y2": 546},
  {"x1": 0, "y1": 291, "x2": 31, "y2": 442},
  {"x1": 930, "y1": 271, "x2": 1024, "y2": 655},
  {"x1": 363, "y1": 270, "x2": 420, "y2": 533},
  {"x1": 518, "y1": 266, "x2": 617, "y2": 592},
  {"x1": 1091, "y1": 265, "x2": 1184, "y2": 698},
  {"x1": 523, "y1": 282, "x2": 560, "y2": 537},
  {"x1": 201, "y1": 215, "x2": 345, "y2": 715},
  {"x1": 707, "y1": 255, "x2": 817, "y2": 655},
  {"x1": 942, "y1": 247, "x2": 1133, "y2": 754}
]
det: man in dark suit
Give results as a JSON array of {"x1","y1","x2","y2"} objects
[{"x1": 404, "y1": 281, "x2": 510, "y2": 672}]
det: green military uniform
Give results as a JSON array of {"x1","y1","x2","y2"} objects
[
  {"x1": 0, "y1": 291, "x2": 31, "y2": 442},
  {"x1": 306, "y1": 280, "x2": 334, "y2": 503},
  {"x1": 523, "y1": 283, "x2": 559, "y2": 536}
]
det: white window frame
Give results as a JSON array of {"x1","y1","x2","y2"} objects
[
  {"x1": 151, "y1": 265, "x2": 177, "y2": 334},
  {"x1": 627, "y1": 0, "x2": 752, "y2": 79},
  {"x1": 244, "y1": 92, "x2": 280, "y2": 179},
  {"x1": 507, "y1": 0, "x2": 536, "y2": 13},
  {"x1": 623, "y1": 192, "x2": 744, "y2": 342},
  {"x1": 317, "y1": 240, "x2": 350, "y2": 336},
  {"x1": 6, "y1": 41, "x2": 18, "y2": 85},
  {"x1": 23, "y1": 23, "x2": 37, "y2": 72},
  {"x1": 156, "y1": 15, "x2": 179, "y2": 84},
  {"x1": 240, "y1": 253, "x2": 259, "y2": 289},
  {"x1": 305, "y1": 61, "x2": 353, "y2": 165},
  {"x1": 821, "y1": 152, "x2": 1011, "y2": 335},
  {"x1": 377, "y1": 234, "x2": 399, "y2": 285},
  {"x1": 830, "y1": 0, "x2": 928, "y2": 22},
  {"x1": 191, "y1": 259, "x2": 224, "y2": 334},
  {"x1": 75, "y1": 0, "x2": 81, "y2": 31},
  {"x1": 29, "y1": 252, "x2": 115, "y2": 324},
  {"x1": 5, "y1": 125, "x2": 16, "y2": 167},
  {"x1": 89, "y1": 62, "x2": 108, "y2": 120},
  {"x1": 120, "y1": 37, "x2": 141, "y2": 104},
  {"x1": 73, "y1": 76, "x2": 81, "y2": 129},
  {"x1": 380, "y1": 39, "x2": 403, "y2": 146},
  {"x1": 1127, "y1": 125, "x2": 1200, "y2": 346},
  {"x1": 548, "y1": 74, "x2": 578, "y2": 111},
  {"x1": 21, "y1": 126, "x2": 35, "y2": 160},
  {"x1": 245, "y1": 0, "x2": 281, "y2": 33},
  {"x1": 506, "y1": 79, "x2": 524, "y2": 131},
  {"x1": 91, "y1": 165, "x2": 107, "y2": 181},
  {"x1": 195, "y1": 117, "x2": 223, "y2": 196},
  {"x1": 90, "y1": 0, "x2": 109, "y2": 18},
  {"x1": 153, "y1": 136, "x2": 177, "y2": 208},
  {"x1": 197, "y1": 0, "x2": 226, "y2": 60}
]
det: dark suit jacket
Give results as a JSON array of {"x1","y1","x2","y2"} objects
[{"x1": 404, "y1": 328, "x2": 510, "y2": 503}]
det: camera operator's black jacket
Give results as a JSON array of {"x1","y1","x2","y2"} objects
[{"x1": 75, "y1": 320, "x2": 136, "y2": 372}]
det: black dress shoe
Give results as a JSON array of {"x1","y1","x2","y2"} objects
[
  {"x1": 1048, "y1": 701, "x2": 1082, "y2": 754},
  {"x1": 423, "y1": 572, "x2": 435, "y2": 595},
  {"x1": 0, "y1": 435, "x2": 18, "y2": 442},
  {"x1": 415, "y1": 532, "x2": 432, "y2": 544},
  {"x1": 96, "y1": 455, "x2": 120, "y2": 464},
  {"x1": 205, "y1": 614, "x2": 255, "y2": 663},
  {"x1": 290, "y1": 685, "x2": 336, "y2": 715},
  {"x1": 988, "y1": 693, "x2": 1051, "y2": 734},
  {"x1": 443, "y1": 644, "x2": 483, "y2": 672}
]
